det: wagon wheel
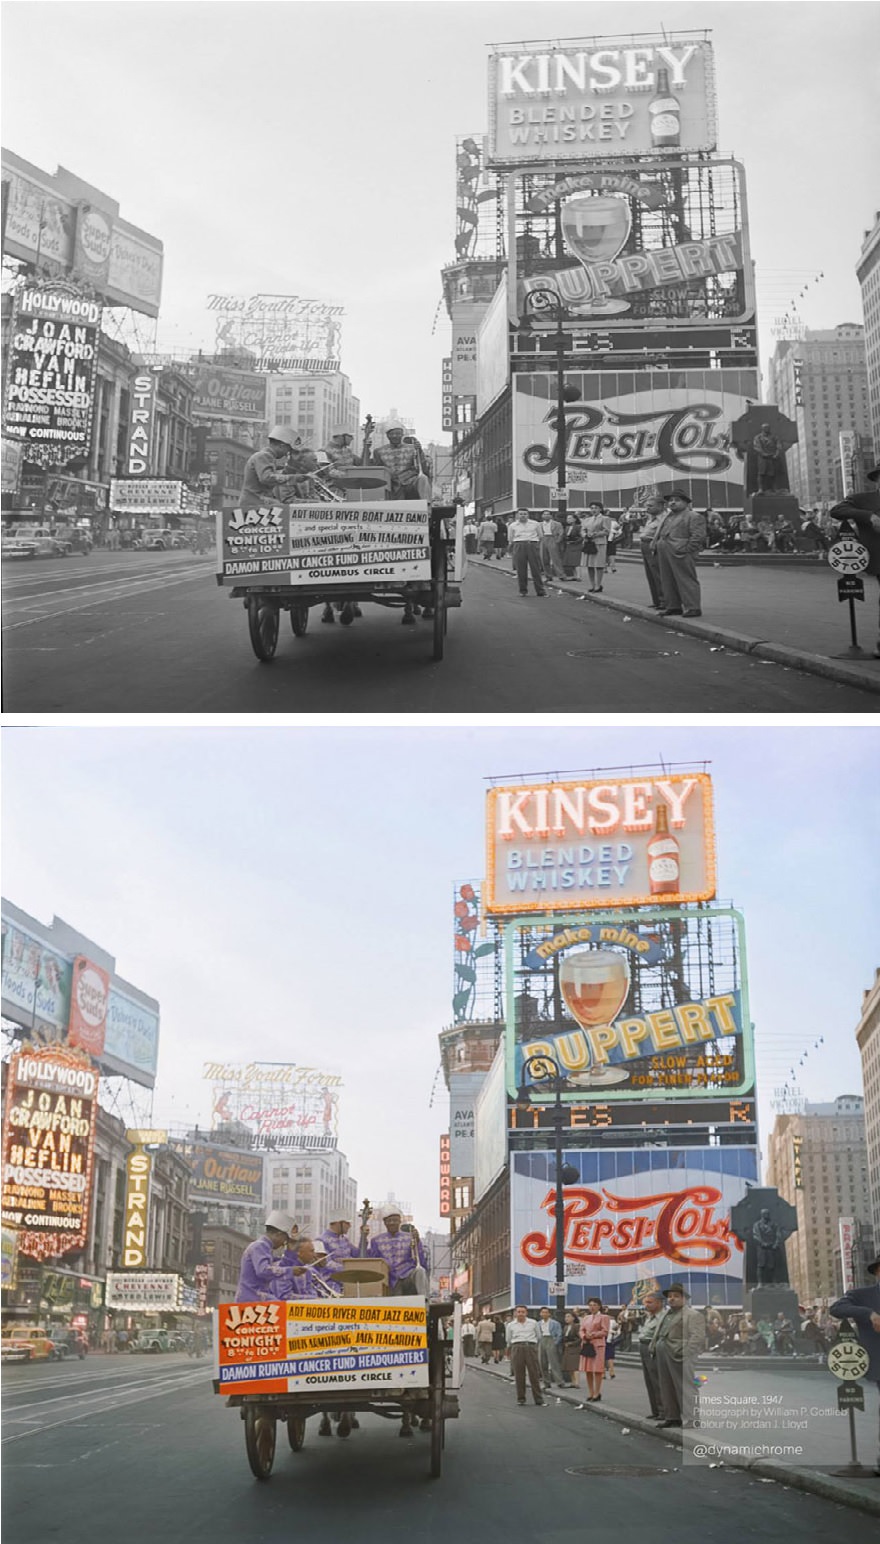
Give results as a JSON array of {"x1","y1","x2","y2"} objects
[
  {"x1": 244, "y1": 1406, "x2": 276, "y2": 1480},
  {"x1": 287, "y1": 1415, "x2": 306, "y2": 1451},
  {"x1": 247, "y1": 597, "x2": 279, "y2": 662},
  {"x1": 429, "y1": 1378, "x2": 444, "y2": 1477},
  {"x1": 290, "y1": 602, "x2": 310, "y2": 637},
  {"x1": 431, "y1": 557, "x2": 447, "y2": 662}
]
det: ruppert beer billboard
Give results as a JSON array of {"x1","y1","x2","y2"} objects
[
  {"x1": 511, "y1": 1145, "x2": 758, "y2": 1307},
  {"x1": 488, "y1": 36, "x2": 717, "y2": 165},
  {"x1": 504, "y1": 907, "x2": 753, "y2": 1103},
  {"x1": 485, "y1": 773, "x2": 716, "y2": 914}
]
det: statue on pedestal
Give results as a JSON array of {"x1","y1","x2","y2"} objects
[
  {"x1": 751, "y1": 424, "x2": 790, "y2": 496},
  {"x1": 730, "y1": 1188, "x2": 800, "y2": 1328},
  {"x1": 752, "y1": 1208, "x2": 785, "y2": 1286}
]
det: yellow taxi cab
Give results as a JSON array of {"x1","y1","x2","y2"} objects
[{"x1": 1, "y1": 1325, "x2": 58, "y2": 1362}]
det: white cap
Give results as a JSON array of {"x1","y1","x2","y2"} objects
[
  {"x1": 267, "y1": 425, "x2": 299, "y2": 449},
  {"x1": 385, "y1": 421, "x2": 405, "y2": 433},
  {"x1": 265, "y1": 1210, "x2": 295, "y2": 1234},
  {"x1": 330, "y1": 425, "x2": 352, "y2": 438},
  {"x1": 328, "y1": 1213, "x2": 351, "y2": 1227}
]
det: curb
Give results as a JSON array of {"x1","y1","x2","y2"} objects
[
  {"x1": 480, "y1": 562, "x2": 880, "y2": 696},
  {"x1": 472, "y1": 1364, "x2": 880, "y2": 1517}
]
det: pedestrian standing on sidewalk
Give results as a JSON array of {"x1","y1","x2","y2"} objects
[
  {"x1": 830, "y1": 462, "x2": 880, "y2": 658},
  {"x1": 536, "y1": 1306, "x2": 564, "y2": 1388},
  {"x1": 829, "y1": 1251, "x2": 880, "y2": 1475},
  {"x1": 582, "y1": 502, "x2": 612, "y2": 592},
  {"x1": 637, "y1": 1291, "x2": 667, "y2": 1419},
  {"x1": 577, "y1": 1296, "x2": 611, "y2": 1404},
  {"x1": 654, "y1": 489, "x2": 707, "y2": 617},
  {"x1": 563, "y1": 512, "x2": 583, "y2": 577},
  {"x1": 539, "y1": 512, "x2": 566, "y2": 580},
  {"x1": 510, "y1": 509, "x2": 547, "y2": 597},
  {"x1": 478, "y1": 514, "x2": 497, "y2": 560},
  {"x1": 505, "y1": 1305, "x2": 545, "y2": 1405},
  {"x1": 492, "y1": 1315, "x2": 507, "y2": 1364},
  {"x1": 650, "y1": 1283, "x2": 706, "y2": 1428},
  {"x1": 493, "y1": 513, "x2": 509, "y2": 562},
  {"x1": 604, "y1": 1313, "x2": 620, "y2": 1377},
  {"x1": 638, "y1": 493, "x2": 666, "y2": 608},
  {"x1": 561, "y1": 1310, "x2": 582, "y2": 1385},
  {"x1": 476, "y1": 1314, "x2": 495, "y2": 1364}
]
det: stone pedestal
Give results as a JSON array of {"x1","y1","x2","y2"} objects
[
  {"x1": 745, "y1": 1285, "x2": 801, "y2": 1327},
  {"x1": 745, "y1": 493, "x2": 801, "y2": 524}
]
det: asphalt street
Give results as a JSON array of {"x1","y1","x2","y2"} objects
[
  {"x1": 2, "y1": 551, "x2": 877, "y2": 713},
  {"x1": 0, "y1": 1353, "x2": 867, "y2": 1544}
]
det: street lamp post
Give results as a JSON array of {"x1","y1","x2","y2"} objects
[{"x1": 516, "y1": 1053, "x2": 578, "y2": 1330}]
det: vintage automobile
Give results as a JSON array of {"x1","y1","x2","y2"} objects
[
  {"x1": 140, "y1": 529, "x2": 190, "y2": 551},
  {"x1": 48, "y1": 1327, "x2": 88, "y2": 1360},
  {"x1": 130, "y1": 1328, "x2": 187, "y2": 1353},
  {"x1": 1, "y1": 525, "x2": 69, "y2": 558},
  {"x1": 1, "y1": 1325, "x2": 58, "y2": 1362}
]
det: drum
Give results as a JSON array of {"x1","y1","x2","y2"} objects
[{"x1": 331, "y1": 1259, "x2": 390, "y2": 1297}]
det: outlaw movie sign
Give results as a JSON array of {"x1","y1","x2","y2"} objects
[
  {"x1": 488, "y1": 37, "x2": 717, "y2": 164},
  {"x1": 1, "y1": 1048, "x2": 99, "y2": 1261},
  {"x1": 217, "y1": 504, "x2": 432, "y2": 588},
  {"x1": 511, "y1": 1146, "x2": 758, "y2": 1307},
  {"x1": 184, "y1": 1142, "x2": 264, "y2": 1205},
  {"x1": 191, "y1": 366, "x2": 267, "y2": 421},
  {"x1": 3, "y1": 284, "x2": 101, "y2": 459},
  {"x1": 486, "y1": 773, "x2": 716, "y2": 913}
]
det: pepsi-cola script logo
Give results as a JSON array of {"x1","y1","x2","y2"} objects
[
  {"x1": 520, "y1": 1184, "x2": 740, "y2": 1268},
  {"x1": 524, "y1": 403, "x2": 732, "y2": 476}
]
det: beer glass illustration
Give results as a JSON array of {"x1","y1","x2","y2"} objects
[
  {"x1": 559, "y1": 949, "x2": 632, "y2": 1085},
  {"x1": 561, "y1": 194, "x2": 632, "y2": 316}
]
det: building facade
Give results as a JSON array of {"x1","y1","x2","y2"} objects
[
  {"x1": 264, "y1": 1148, "x2": 357, "y2": 1241},
  {"x1": 767, "y1": 324, "x2": 874, "y2": 504},
  {"x1": 857, "y1": 211, "x2": 880, "y2": 460},
  {"x1": 766, "y1": 1095, "x2": 874, "y2": 1301},
  {"x1": 855, "y1": 968, "x2": 880, "y2": 1253},
  {"x1": 264, "y1": 372, "x2": 361, "y2": 450}
]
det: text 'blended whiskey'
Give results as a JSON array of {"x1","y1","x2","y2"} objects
[
  {"x1": 647, "y1": 800, "x2": 681, "y2": 894},
  {"x1": 649, "y1": 67, "x2": 681, "y2": 149}
]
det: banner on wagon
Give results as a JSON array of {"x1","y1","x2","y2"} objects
[
  {"x1": 215, "y1": 1298, "x2": 430, "y2": 1394},
  {"x1": 216, "y1": 504, "x2": 432, "y2": 588}
]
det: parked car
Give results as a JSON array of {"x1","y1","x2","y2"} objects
[
  {"x1": 53, "y1": 525, "x2": 93, "y2": 555},
  {"x1": 1, "y1": 1326, "x2": 58, "y2": 1362},
  {"x1": 141, "y1": 529, "x2": 189, "y2": 551},
  {"x1": 49, "y1": 1328, "x2": 88, "y2": 1360},
  {"x1": 130, "y1": 1328, "x2": 187, "y2": 1353},
  {"x1": 1, "y1": 525, "x2": 69, "y2": 558}
]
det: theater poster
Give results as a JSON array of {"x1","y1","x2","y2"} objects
[{"x1": 511, "y1": 1146, "x2": 757, "y2": 1308}]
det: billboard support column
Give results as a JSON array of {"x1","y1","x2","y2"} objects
[{"x1": 516, "y1": 1055, "x2": 575, "y2": 1327}]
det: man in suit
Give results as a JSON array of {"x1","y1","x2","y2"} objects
[
  {"x1": 638, "y1": 1291, "x2": 667, "y2": 1419},
  {"x1": 536, "y1": 1305, "x2": 564, "y2": 1388},
  {"x1": 653, "y1": 489, "x2": 707, "y2": 618},
  {"x1": 830, "y1": 1252, "x2": 880, "y2": 1474},
  {"x1": 650, "y1": 1283, "x2": 706, "y2": 1427}
]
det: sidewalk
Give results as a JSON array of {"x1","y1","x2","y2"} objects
[
  {"x1": 471, "y1": 1355, "x2": 880, "y2": 1516},
  {"x1": 478, "y1": 552, "x2": 880, "y2": 696}
]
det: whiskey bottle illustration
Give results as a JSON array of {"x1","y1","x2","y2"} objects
[
  {"x1": 647, "y1": 801, "x2": 681, "y2": 894},
  {"x1": 649, "y1": 67, "x2": 681, "y2": 149}
]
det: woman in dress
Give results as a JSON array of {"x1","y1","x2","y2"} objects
[
  {"x1": 581, "y1": 502, "x2": 612, "y2": 592},
  {"x1": 560, "y1": 1310, "x2": 583, "y2": 1387},
  {"x1": 562, "y1": 512, "x2": 583, "y2": 577},
  {"x1": 604, "y1": 1313, "x2": 620, "y2": 1378},
  {"x1": 491, "y1": 1315, "x2": 507, "y2": 1364},
  {"x1": 577, "y1": 1295, "x2": 611, "y2": 1404}
]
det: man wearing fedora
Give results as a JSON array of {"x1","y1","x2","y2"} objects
[
  {"x1": 652, "y1": 489, "x2": 707, "y2": 618},
  {"x1": 649, "y1": 1283, "x2": 706, "y2": 1428},
  {"x1": 830, "y1": 462, "x2": 880, "y2": 659},
  {"x1": 829, "y1": 1252, "x2": 880, "y2": 1474}
]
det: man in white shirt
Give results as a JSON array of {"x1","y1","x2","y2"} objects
[
  {"x1": 505, "y1": 1305, "x2": 545, "y2": 1405},
  {"x1": 509, "y1": 509, "x2": 546, "y2": 597}
]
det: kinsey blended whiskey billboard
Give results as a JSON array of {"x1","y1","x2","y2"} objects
[
  {"x1": 486, "y1": 772, "x2": 716, "y2": 914},
  {"x1": 488, "y1": 35, "x2": 717, "y2": 165},
  {"x1": 510, "y1": 1146, "x2": 758, "y2": 1307},
  {"x1": 1, "y1": 1047, "x2": 99, "y2": 1261},
  {"x1": 503, "y1": 906, "x2": 753, "y2": 1104}
]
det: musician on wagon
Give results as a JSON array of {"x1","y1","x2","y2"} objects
[
  {"x1": 235, "y1": 1210, "x2": 300, "y2": 1302},
  {"x1": 318, "y1": 1213, "x2": 358, "y2": 1267},
  {"x1": 367, "y1": 1205, "x2": 429, "y2": 1295}
]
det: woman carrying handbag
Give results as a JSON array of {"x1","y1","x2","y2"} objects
[
  {"x1": 576, "y1": 1296, "x2": 611, "y2": 1405},
  {"x1": 582, "y1": 502, "x2": 612, "y2": 592}
]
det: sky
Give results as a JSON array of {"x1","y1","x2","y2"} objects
[
  {"x1": 1, "y1": 722, "x2": 878, "y2": 1233},
  {"x1": 2, "y1": 0, "x2": 878, "y2": 442}
]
